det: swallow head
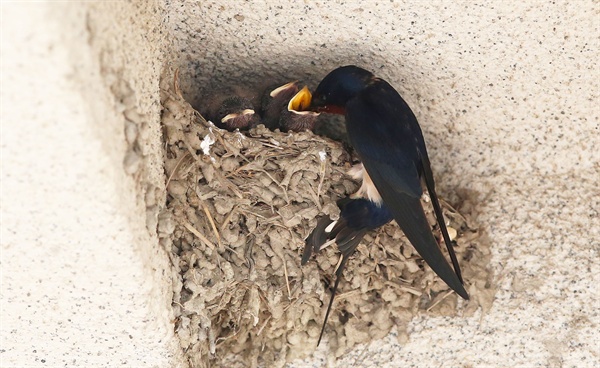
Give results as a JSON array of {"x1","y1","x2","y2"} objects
[
  {"x1": 216, "y1": 96, "x2": 260, "y2": 130},
  {"x1": 311, "y1": 65, "x2": 375, "y2": 114},
  {"x1": 261, "y1": 81, "x2": 300, "y2": 129},
  {"x1": 279, "y1": 86, "x2": 320, "y2": 132}
]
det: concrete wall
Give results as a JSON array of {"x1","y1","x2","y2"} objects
[
  {"x1": 2, "y1": 1, "x2": 598, "y2": 367},
  {"x1": 2, "y1": 2, "x2": 180, "y2": 367}
]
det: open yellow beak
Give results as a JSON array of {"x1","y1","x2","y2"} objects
[{"x1": 288, "y1": 86, "x2": 312, "y2": 112}]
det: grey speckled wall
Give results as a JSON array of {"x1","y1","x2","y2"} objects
[
  {"x1": 166, "y1": 0, "x2": 597, "y2": 188},
  {"x1": 3, "y1": 0, "x2": 597, "y2": 367},
  {"x1": 165, "y1": 0, "x2": 599, "y2": 366}
]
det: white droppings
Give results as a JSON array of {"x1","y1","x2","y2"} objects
[
  {"x1": 200, "y1": 133, "x2": 215, "y2": 156},
  {"x1": 318, "y1": 151, "x2": 327, "y2": 162}
]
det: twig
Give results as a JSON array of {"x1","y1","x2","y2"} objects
[
  {"x1": 173, "y1": 68, "x2": 183, "y2": 98},
  {"x1": 211, "y1": 163, "x2": 244, "y2": 199},
  {"x1": 333, "y1": 254, "x2": 344, "y2": 274},
  {"x1": 165, "y1": 152, "x2": 191, "y2": 188},
  {"x1": 201, "y1": 200, "x2": 223, "y2": 249},
  {"x1": 304, "y1": 179, "x2": 321, "y2": 209},
  {"x1": 219, "y1": 206, "x2": 237, "y2": 233},
  {"x1": 258, "y1": 169, "x2": 289, "y2": 203},
  {"x1": 282, "y1": 256, "x2": 291, "y2": 300},
  {"x1": 426, "y1": 290, "x2": 455, "y2": 312},
  {"x1": 239, "y1": 209, "x2": 268, "y2": 220},
  {"x1": 335, "y1": 289, "x2": 361, "y2": 301},
  {"x1": 316, "y1": 155, "x2": 327, "y2": 209},
  {"x1": 215, "y1": 327, "x2": 241, "y2": 346},
  {"x1": 182, "y1": 221, "x2": 215, "y2": 250},
  {"x1": 385, "y1": 281, "x2": 423, "y2": 296},
  {"x1": 259, "y1": 142, "x2": 285, "y2": 150},
  {"x1": 256, "y1": 316, "x2": 272, "y2": 336}
]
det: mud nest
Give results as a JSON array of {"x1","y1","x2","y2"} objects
[{"x1": 159, "y1": 75, "x2": 494, "y2": 368}]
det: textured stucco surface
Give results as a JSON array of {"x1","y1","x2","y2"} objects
[
  {"x1": 168, "y1": 1, "x2": 599, "y2": 367},
  {"x1": 2, "y1": 1, "x2": 599, "y2": 367},
  {"x1": 1, "y1": 2, "x2": 180, "y2": 367}
]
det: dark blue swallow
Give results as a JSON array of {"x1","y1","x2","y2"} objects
[{"x1": 305, "y1": 65, "x2": 468, "y2": 344}]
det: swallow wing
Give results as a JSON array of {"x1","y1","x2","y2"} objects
[{"x1": 345, "y1": 81, "x2": 468, "y2": 299}]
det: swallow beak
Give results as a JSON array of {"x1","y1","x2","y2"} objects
[
  {"x1": 288, "y1": 86, "x2": 314, "y2": 112},
  {"x1": 308, "y1": 93, "x2": 345, "y2": 115},
  {"x1": 221, "y1": 108, "x2": 255, "y2": 123},
  {"x1": 270, "y1": 81, "x2": 299, "y2": 98}
]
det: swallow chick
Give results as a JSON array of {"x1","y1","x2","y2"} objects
[
  {"x1": 261, "y1": 81, "x2": 300, "y2": 130},
  {"x1": 306, "y1": 65, "x2": 469, "y2": 342},
  {"x1": 302, "y1": 194, "x2": 393, "y2": 345},
  {"x1": 279, "y1": 86, "x2": 320, "y2": 132},
  {"x1": 212, "y1": 96, "x2": 260, "y2": 131}
]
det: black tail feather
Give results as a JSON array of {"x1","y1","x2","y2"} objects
[
  {"x1": 304, "y1": 215, "x2": 369, "y2": 346},
  {"x1": 316, "y1": 233, "x2": 364, "y2": 346},
  {"x1": 421, "y1": 157, "x2": 465, "y2": 286},
  {"x1": 317, "y1": 257, "x2": 345, "y2": 346},
  {"x1": 302, "y1": 216, "x2": 335, "y2": 265}
]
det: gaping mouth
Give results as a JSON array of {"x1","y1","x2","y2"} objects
[{"x1": 288, "y1": 86, "x2": 319, "y2": 115}]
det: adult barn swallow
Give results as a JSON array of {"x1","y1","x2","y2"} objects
[
  {"x1": 261, "y1": 81, "x2": 300, "y2": 130},
  {"x1": 308, "y1": 65, "x2": 468, "y2": 341},
  {"x1": 279, "y1": 86, "x2": 320, "y2": 132}
]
